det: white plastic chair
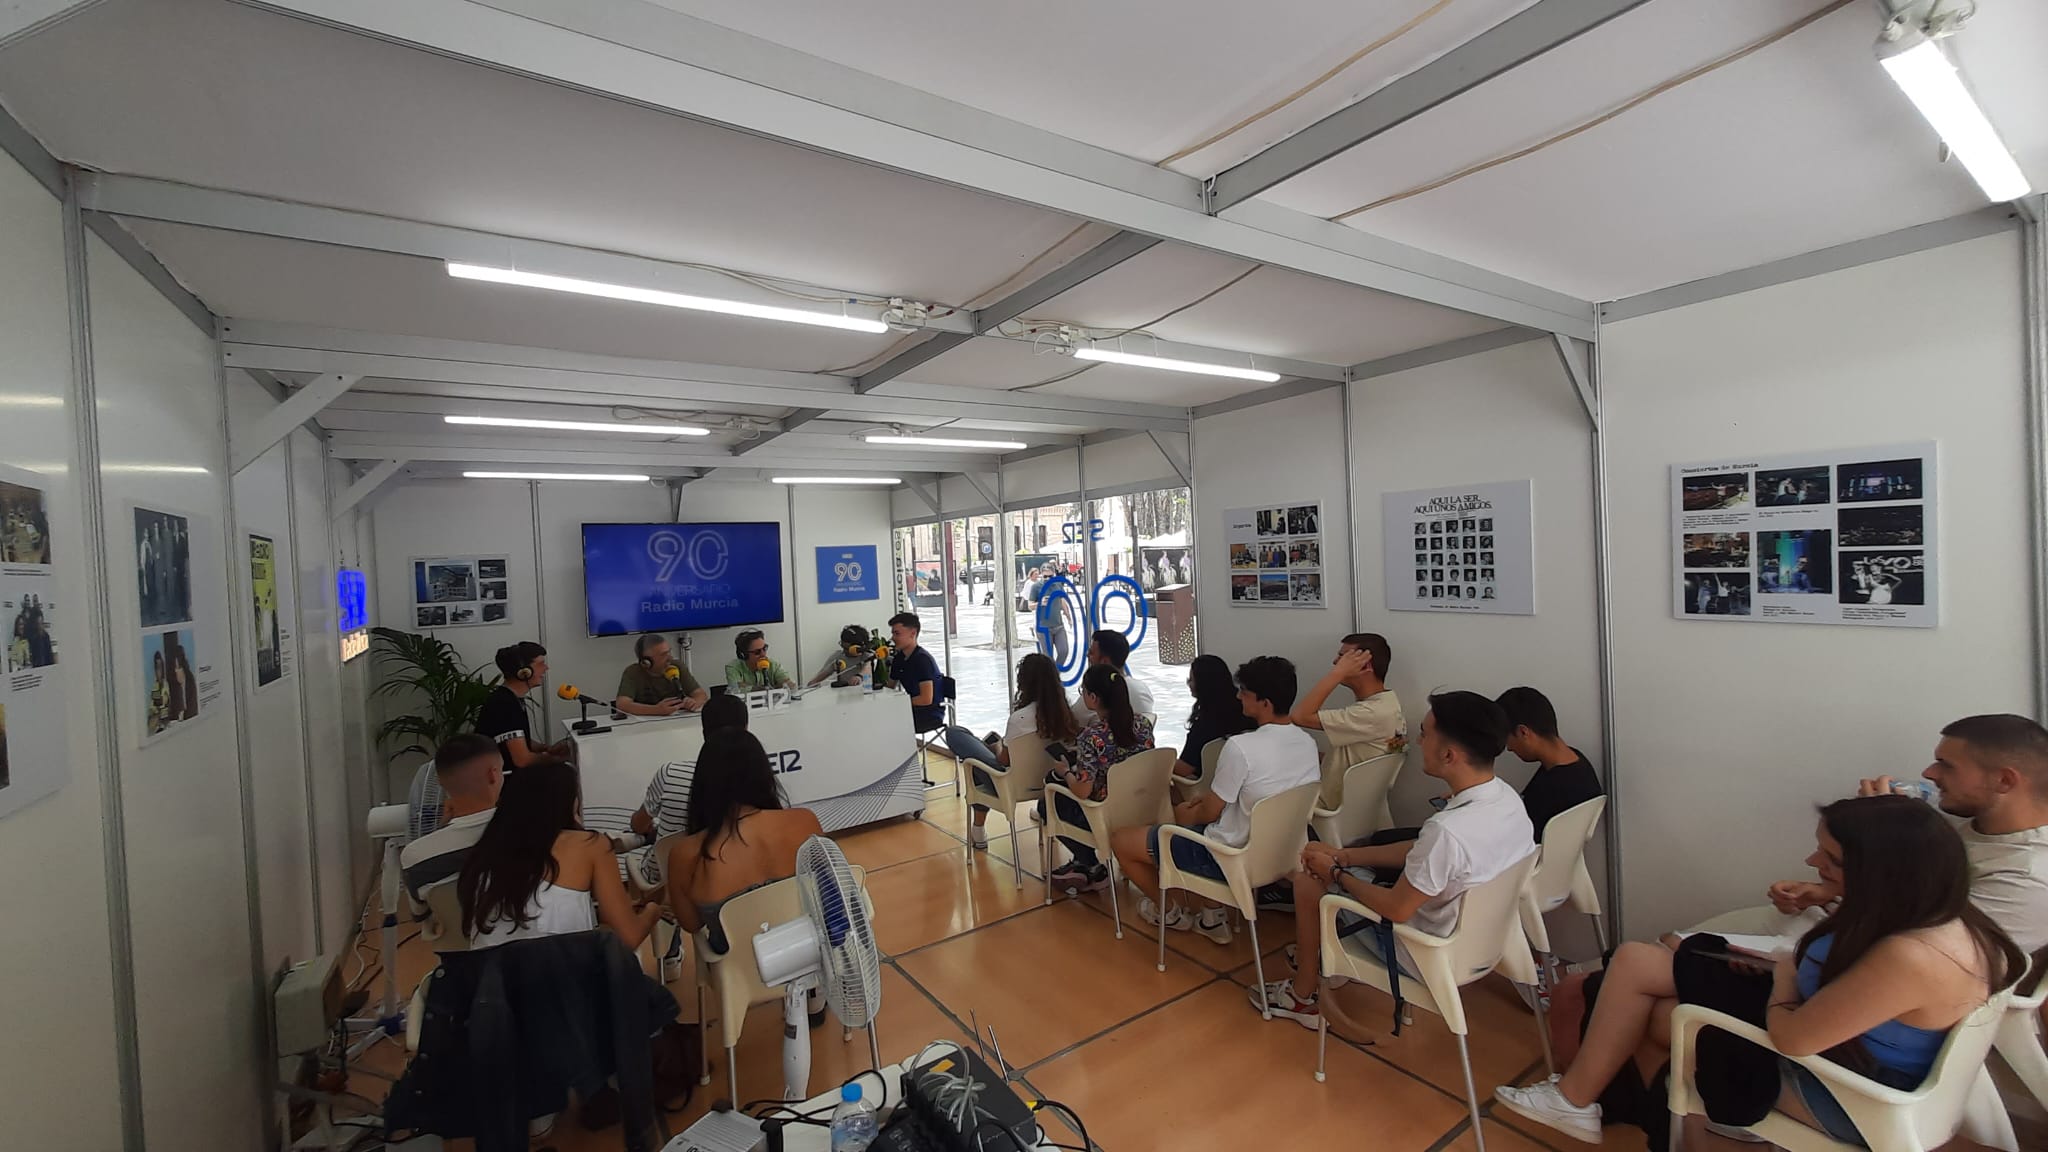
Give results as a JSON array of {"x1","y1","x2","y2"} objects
[
  {"x1": 964, "y1": 733, "x2": 1052, "y2": 891},
  {"x1": 1042, "y1": 747, "x2": 1176, "y2": 938},
  {"x1": 1309, "y1": 752, "x2": 1405, "y2": 847},
  {"x1": 1172, "y1": 739, "x2": 1226, "y2": 803},
  {"x1": 693, "y1": 866, "x2": 871, "y2": 1103},
  {"x1": 405, "y1": 881, "x2": 474, "y2": 1052},
  {"x1": 1156, "y1": 780, "x2": 1321, "y2": 989},
  {"x1": 1316, "y1": 850, "x2": 1543, "y2": 1152},
  {"x1": 1667, "y1": 991, "x2": 2015, "y2": 1152},
  {"x1": 1993, "y1": 954, "x2": 2048, "y2": 1112},
  {"x1": 1516, "y1": 795, "x2": 1608, "y2": 962}
]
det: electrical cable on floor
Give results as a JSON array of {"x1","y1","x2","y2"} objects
[
  {"x1": 1330, "y1": 0, "x2": 1857, "y2": 220},
  {"x1": 1156, "y1": 0, "x2": 1457, "y2": 167}
]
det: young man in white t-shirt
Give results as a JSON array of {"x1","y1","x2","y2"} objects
[
  {"x1": 1111, "y1": 655, "x2": 1320, "y2": 945},
  {"x1": 1290, "y1": 632, "x2": 1405, "y2": 809},
  {"x1": 1253, "y1": 690, "x2": 1533, "y2": 1028}
]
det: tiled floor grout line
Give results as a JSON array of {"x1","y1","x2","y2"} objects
[
  {"x1": 886, "y1": 896, "x2": 1064, "y2": 961},
  {"x1": 1067, "y1": 889, "x2": 1290, "y2": 976},
  {"x1": 1419, "y1": 1116, "x2": 1476, "y2": 1152},
  {"x1": 1017, "y1": 972, "x2": 1229, "y2": 1076}
]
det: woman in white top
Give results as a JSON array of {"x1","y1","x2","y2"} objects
[
  {"x1": 945, "y1": 653, "x2": 1081, "y2": 849},
  {"x1": 458, "y1": 764, "x2": 661, "y2": 949}
]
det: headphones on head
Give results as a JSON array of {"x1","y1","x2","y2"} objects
[
  {"x1": 734, "y1": 629, "x2": 765, "y2": 661},
  {"x1": 839, "y1": 624, "x2": 871, "y2": 656},
  {"x1": 498, "y1": 644, "x2": 538, "y2": 682},
  {"x1": 634, "y1": 633, "x2": 661, "y2": 668}
]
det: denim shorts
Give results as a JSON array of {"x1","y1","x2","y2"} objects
[
  {"x1": 1146, "y1": 823, "x2": 1225, "y2": 881},
  {"x1": 1781, "y1": 1060, "x2": 1875, "y2": 1146}
]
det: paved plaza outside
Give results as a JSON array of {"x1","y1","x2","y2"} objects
[{"x1": 928, "y1": 601, "x2": 1193, "y2": 747}]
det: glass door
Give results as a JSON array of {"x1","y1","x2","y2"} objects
[{"x1": 1087, "y1": 487, "x2": 1195, "y2": 738}]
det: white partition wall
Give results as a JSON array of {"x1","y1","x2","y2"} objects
[
  {"x1": 0, "y1": 148, "x2": 127, "y2": 1152},
  {"x1": 1191, "y1": 388, "x2": 1353, "y2": 675},
  {"x1": 1348, "y1": 339, "x2": 1604, "y2": 823},
  {"x1": 788, "y1": 484, "x2": 898, "y2": 668},
  {"x1": 88, "y1": 232, "x2": 266, "y2": 1148},
  {"x1": 1603, "y1": 231, "x2": 2031, "y2": 935}
]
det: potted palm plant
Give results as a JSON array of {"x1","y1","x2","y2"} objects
[{"x1": 368, "y1": 626, "x2": 501, "y2": 761}]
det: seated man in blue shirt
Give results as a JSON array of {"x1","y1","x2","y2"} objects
[{"x1": 887, "y1": 611, "x2": 946, "y2": 734}]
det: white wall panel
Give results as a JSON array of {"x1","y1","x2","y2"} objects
[
  {"x1": 789, "y1": 485, "x2": 898, "y2": 671},
  {"x1": 1603, "y1": 233, "x2": 2028, "y2": 935},
  {"x1": 292, "y1": 428, "x2": 357, "y2": 950},
  {"x1": 229, "y1": 370, "x2": 316, "y2": 974},
  {"x1": 535, "y1": 478, "x2": 672, "y2": 718},
  {"x1": 88, "y1": 232, "x2": 264, "y2": 1149},
  {"x1": 0, "y1": 147, "x2": 125, "y2": 1152},
  {"x1": 1191, "y1": 389, "x2": 1353, "y2": 678},
  {"x1": 999, "y1": 449, "x2": 1082, "y2": 507},
  {"x1": 1082, "y1": 432, "x2": 1184, "y2": 492}
]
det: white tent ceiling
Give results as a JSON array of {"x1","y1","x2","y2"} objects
[{"x1": 0, "y1": 0, "x2": 2037, "y2": 480}]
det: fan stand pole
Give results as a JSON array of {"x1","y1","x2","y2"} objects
[
  {"x1": 867, "y1": 1025, "x2": 882, "y2": 1074},
  {"x1": 782, "y1": 978, "x2": 814, "y2": 1103},
  {"x1": 342, "y1": 836, "x2": 407, "y2": 1059}
]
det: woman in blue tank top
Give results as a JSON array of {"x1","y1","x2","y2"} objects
[{"x1": 1762, "y1": 795, "x2": 2024, "y2": 1146}]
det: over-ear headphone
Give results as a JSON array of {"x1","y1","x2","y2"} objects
[
  {"x1": 839, "y1": 624, "x2": 870, "y2": 656},
  {"x1": 734, "y1": 629, "x2": 764, "y2": 661},
  {"x1": 515, "y1": 663, "x2": 534, "y2": 682},
  {"x1": 635, "y1": 633, "x2": 660, "y2": 668}
]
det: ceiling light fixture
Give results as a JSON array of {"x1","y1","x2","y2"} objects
[
  {"x1": 446, "y1": 262, "x2": 890, "y2": 334},
  {"x1": 862, "y1": 434, "x2": 1030, "y2": 450},
  {"x1": 1073, "y1": 346, "x2": 1282, "y2": 383},
  {"x1": 462, "y1": 471, "x2": 652, "y2": 482},
  {"x1": 1876, "y1": 23, "x2": 2029, "y2": 203},
  {"x1": 770, "y1": 476, "x2": 903, "y2": 486},
  {"x1": 444, "y1": 414, "x2": 711, "y2": 436}
]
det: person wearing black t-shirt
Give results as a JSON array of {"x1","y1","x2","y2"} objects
[
  {"x1": 1175, "y1": 653, "x2": 1255, "y2": 778},
  {"x1": 1494, "y1": 685, "x2": 1603, "y2": 839},
  {"x1": 886, "y1": 612, "x2": 945, "y2": 733},
  {"x1": 479, "y1": 641, "x2": 572, "y2": 774}
]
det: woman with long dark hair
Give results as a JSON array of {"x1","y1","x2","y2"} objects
[
  {"x1": 948, "y1": 652, "x2": 1083, "y2": 848},
  {"x1": 1498, "y1": 795, "x2": 2022, "y2": 1147},
  {"x1": 1174, "y1": 653, "x2": 1253, "y2": 779},
  {"x1": 1045, "y1": 663, "x2": 1154, "y2": 892},
  {"x1": 458, "y1": 765, "x2": 660, "y2": 949},
  {"x1": 663, "y1": 728, "x2": 823, "y2": 953}
]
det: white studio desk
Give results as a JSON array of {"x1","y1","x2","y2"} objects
[{"x1": 565, "y1": 686, "x2": 927, "y2": 835}]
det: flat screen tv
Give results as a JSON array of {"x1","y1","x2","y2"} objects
[{"x1": 582, "y1": 521, "x2": 784, "y2": 637}]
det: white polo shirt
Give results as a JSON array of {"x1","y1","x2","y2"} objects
[{"x1": 1402, "y1": 775, "x2": 1535, "y2": 939}]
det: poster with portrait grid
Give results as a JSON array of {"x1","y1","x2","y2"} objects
[
  {"x1": 1382, "y1": 479, "x2": 1535, "y2": 615},
  {"x1": 1669, "y1": 442, "x2": 1936, "y2": 627},
  {"x1": 1223, "y1": 502, "x2": 1324, "y2": 608}
]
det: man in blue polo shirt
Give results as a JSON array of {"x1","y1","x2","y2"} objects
[{"x1": 887, "y1": 611, "x2": 945, "y2": 734}]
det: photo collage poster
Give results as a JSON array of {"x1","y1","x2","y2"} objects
[
  {"x1": 412, "y1": 554, "x2": 511, "y2": 628},
  {"x1": 1669, "y1": 442, "x2": 1937, "y2": 628},
  {"x1": 1223, "y1": 502, "x2": 1324, "y2": 608},
  {"x1": 0, "y1": 463, "x2": 66, "y2": 820},
  {"x1": 1381, "y1": 479, "x2": 1536, "y2": 615},
  {"x1": 248, "y1": 533, "x2": 295, "y2": 689},
  {"x1": 135, "y1": 503, "x2": 226, "y2": 745}
]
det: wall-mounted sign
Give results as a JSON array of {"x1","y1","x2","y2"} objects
[
  {"x1": 0, "y1": 462, "x2": 66, "y2": 821},
  {"x1": 816, "y1": 544, "x2": 878, "y2": 603},
  {"x1": 411, "y1": 554, "x2": 510, "y2": 628},
  {"x1": 1382, "y1": 479, "x2": 1535, "y2": 616},
  {"x1": 1223, "y1": 502, "x2": 1324, "y2": 608},
  {"x1": 337, "y1": 567, "x2": 369, "y2": 662}
]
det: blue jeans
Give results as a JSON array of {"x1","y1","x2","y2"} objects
[
  {"x1": 944, "y1": 726, "x2": 999, "y2": 809},
  {"x1": 1033, "y1": 791, "x2": 1098, "y2": 869},
  {"x1": 1145, "y1": 823, "x2": 1224, "y2": 881}
]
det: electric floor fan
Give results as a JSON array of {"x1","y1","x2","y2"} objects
[{"x1": 750, "y1": 836, "x2": 883, "y2": 1100}]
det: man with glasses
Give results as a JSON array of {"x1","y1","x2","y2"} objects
[{"x1": 725, "y1": 629, "x2": 794, "y2": 691}]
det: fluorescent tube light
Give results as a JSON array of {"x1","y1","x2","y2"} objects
[
  {"x1": 1878, "y1": 32, "x2": 2030, "y2": 203},
  {"x1": 445, "y1": 415, "x2": 710, "y2": 436},
  {"x1": 1072, "y1": 346, "x2": 1281, "y2": 383},
  {"x1": 463, "y1": 471, "x2": 652, "y2": 482},
  {"x1": 770, "y1": 476, "x2": 903, "y2": 485},
  {"x1": 446, "y1": 262, "x2": 890, "y2": 334},
  {"x1": 862, "y1": 435, "x2": 1029, "y2": 450}
]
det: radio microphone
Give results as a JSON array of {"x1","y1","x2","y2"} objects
[
  {"x1": 557, "y1": 684, "x2": 580, "y2": 701},
  {"x1": 560, "y1": 684, "x2": 608, "y2": 735},
  {"x1": 664, "y1": 664, "x2": 681, "y2": 681}
]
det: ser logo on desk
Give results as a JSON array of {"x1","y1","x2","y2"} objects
[{"x1": 770, "y1": 749, "x2": 802, "y2": 775}]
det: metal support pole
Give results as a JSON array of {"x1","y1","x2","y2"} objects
[
  {"x1": 1340, "y1": 376, "x2": 1364, "y2": 633},
  {"x1": 996, "y1": 469, "x2": 1015, "y2": 706},
  {"x1": 2020, "y1": 196, "x2": 2048, "y2": 722},
  {"x1": 530, "y1": 481, "x2": 551, "y2": 732},
  {"x1": 1590, "y1": 308, "x2": 1623, "y2": 940},
  {"x1": 64, "y1": 172, "x2": 147, "y2": 1152},
  {"x1": 283, "y1": 432, "x2": 326, "y2": 955},
  {"x1": 1186, "y1": 417, "x2": 1203, "y2": 655},
  {"x1": 786, "y1": 484, "x2": 805, "y2": 680},
  {"x1": 1078, "y1": 447, "x2": 1097, "y2": 596}
]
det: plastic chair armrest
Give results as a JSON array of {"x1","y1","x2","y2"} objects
[
  {"x1": 1156, "y1": 822, "x2": 1247, "y2": 859},
  {"x1": 1668, "y1": 1006, "x2": 1922, "y2": 1114},
  {"x1": 1311, "y1": 802, "x2": 1339, "y2": 820}
]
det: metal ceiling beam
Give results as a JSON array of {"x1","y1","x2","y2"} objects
[
  {"x1": 326, "y1": 435, "x2": 937, "y2": 472},
  {"x1": 1552, "y1": 334, "x2": 1596, "y2": 424},
  {"x1": 236, "y1": 0, "x2": 1595, "y2": 338},
  {"x1": 230, "y1": 372, "x2": 361, "y2": 472},
  {"x1": 1206, "y1": 0, "x2": 1657, "y2": 213},
  {"x1": 1146, "y1": 430, "x2": 1192, "y2": 487},
  {"x1": 332, "y1": 457, "x2": 408, "y2": 516},
  {"x1": 735, "y1": 407, "x2": 826, "y2": 456},
  {"x1": 1188, "y1": 326, "x2": 1548, "y2": 419},
  {"x1": 75, "y1": 173, "x2": 972, "y2": 335},
  {"x1": 219, "y1": 320, "x2": 1191, "y2": 430}
]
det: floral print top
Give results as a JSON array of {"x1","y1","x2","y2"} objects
[{"x1": 1061, "y1": 714, "x2": 1155, "y2": 801}]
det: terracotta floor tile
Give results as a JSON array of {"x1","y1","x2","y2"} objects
[
  {"x1": 1028, "y1": 981, "x2": 1467, "y2": 1152},
  {"x1": 830, "y1": 813, "x2": 965, "y2": 873},
  {"x1": 863, "y1": 845, "x2": 1047, "y2": 956},
  {"x1": 1442, "y1": 1116, "x2": 1563, "y2": 1152},
  {"x1": 898, "y1": 900, "x2": 1214, "y2": 1069},
  {"x1": 1058, "y1": 880, "x2": 1292, "y2": 976}
]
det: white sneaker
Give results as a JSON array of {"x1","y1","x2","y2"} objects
[
  {"x1": 1138, "y1": 896, "x2": 1194, "y2": 932},
  {"x1": 1247, "y1": 979, "x2": 1320, "y2": 1030},
  {"x1": 1193, "y1": 908, "x2": 1233, "y2": 946},
  {"x1": 968, "y1": 826, "x2": 989, "y2": 850},
  {"x1": 1493, "y1": 1079, "x2": 1602, "y2": 1145}
]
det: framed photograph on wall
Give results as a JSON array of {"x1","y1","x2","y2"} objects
[
  {"x1": 411, "y1": 554, "x2": 511, "y2": 629},
  {"x1": 1380, "y1": 480, "x2": 1535, "y2": 616},
  {"x1": 1223, "y1": 502, "x2": 1324, "y2": 608}
]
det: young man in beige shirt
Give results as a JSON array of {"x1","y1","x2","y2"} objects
[{"x1": 1290, "y1": 632, "x2": 1405, "y2": 809}]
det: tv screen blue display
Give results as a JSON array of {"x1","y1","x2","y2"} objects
[{"x1": 582, "y1": 521, "x2": 784, "y2": 637}]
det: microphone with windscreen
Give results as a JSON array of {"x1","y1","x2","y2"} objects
[{"x1": 559, "y1": 683, "x2": 609, "y2": 735}]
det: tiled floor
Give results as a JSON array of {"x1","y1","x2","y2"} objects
[{"x1": 343, "y1": 756, "x2": 1652, "y2": 1152}]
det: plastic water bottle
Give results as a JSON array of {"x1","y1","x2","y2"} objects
[
  {"x1": 829, "y1": 1082, "x2": 877, "y2": 1152},
  {"x1": 1892, "y1": 779, "x2": 1940, "y2": 804}
]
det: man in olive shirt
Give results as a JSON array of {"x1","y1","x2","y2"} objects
[
  {"x1": 614, "y1": 633, "x2": 708, "y2": 717},
  {"x1": 1290, "y1": 632, "x2": 1405, "y2": 809}
]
